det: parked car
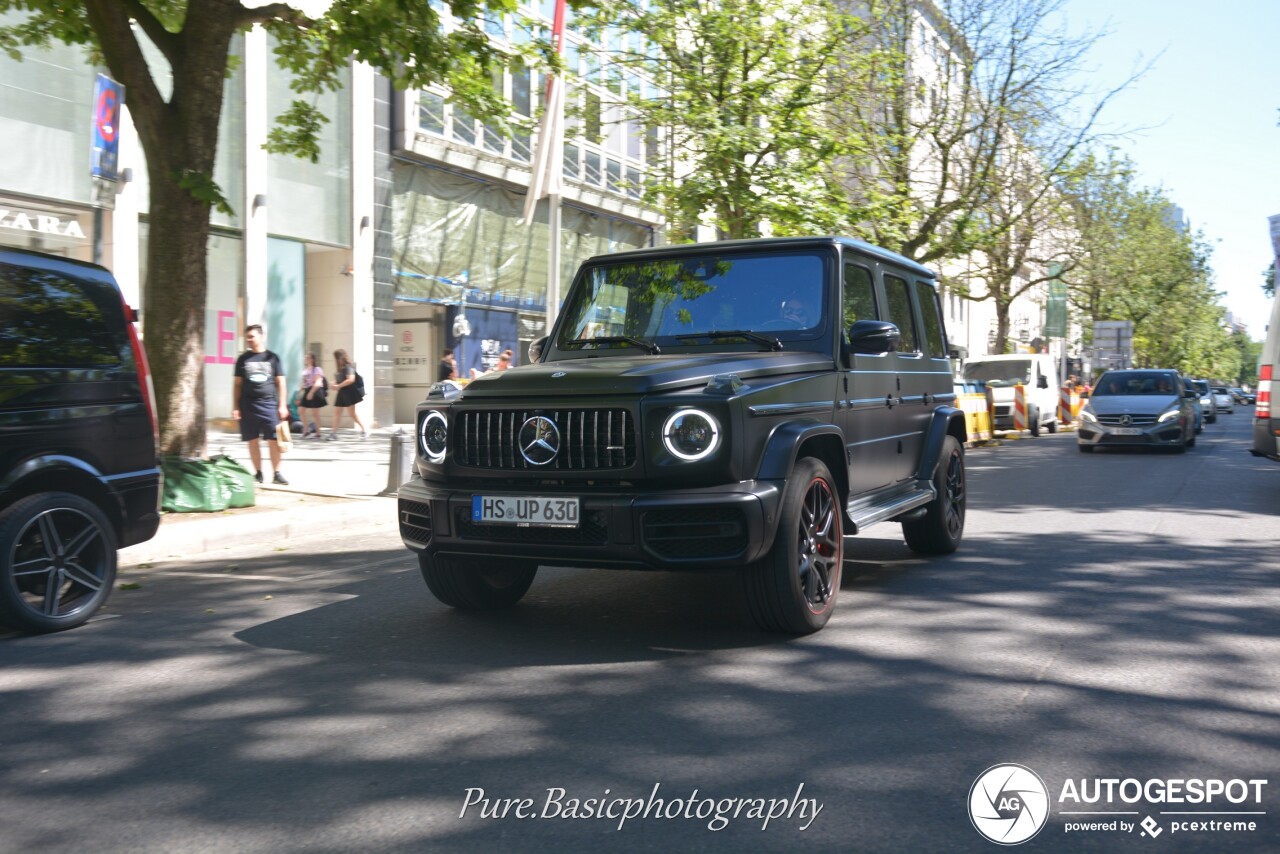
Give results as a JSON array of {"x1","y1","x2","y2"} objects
[
  {"x1": 1183, "y1": 377, "x2": 1204, "y2": 434},
  {"x1": 1191, "y1": 379, "x2": 1216, "y2": 424},
  {"x1": 398, "y1": 237, "x2": 968, "y2": 634},
  {"x1": 1230, "y1": 387, "x2": 1254, "y2": 405},
  {"x1": 1210, "y1": 386, "x2": 1234, "y2": 414},
  {"x1": 0, "y1": 248, "x2": 161, "y2": 633},
  {"x1": 1077, "y1": 369, "x2": 1196, "y2": 453}
]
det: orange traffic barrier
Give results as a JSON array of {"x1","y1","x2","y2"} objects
[
  {"x1": 1012, "y1": 383, "x2": 1027, "y2": 431},
  {"x1": 1058, "y1": 386, "x2": 1081, "y2": 424}
]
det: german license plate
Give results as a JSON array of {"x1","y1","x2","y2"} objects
[
  {"x1": 472, "y1": 495, "x2": 580, "y2": 527},
  {"x1": 1110, "y1": 427, "x2": 1143, "y2": 435}
]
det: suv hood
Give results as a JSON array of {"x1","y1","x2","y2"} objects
[
  {"x1": 459, "y1": 351, "x2": 834, "y2": 398},
  {"x1": 1088, "y1": 394, "x2": 1180, "y2": 415}
]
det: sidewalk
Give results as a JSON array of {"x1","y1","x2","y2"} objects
[{"x1": 119, "y1": 426, "x2": 413, "y2": 565}]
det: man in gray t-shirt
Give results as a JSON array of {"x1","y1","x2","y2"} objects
[{"x1": 233, "y1": 324, "x2": 289, "y2": 485}]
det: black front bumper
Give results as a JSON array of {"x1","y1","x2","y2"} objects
[{"x1": 397, "y1": 477, "x2": 785, "y2": 570}]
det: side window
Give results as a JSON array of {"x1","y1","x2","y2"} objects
[
  {"x1": 883, "y1": 273, "x2": 918, "y2": 353},
  {"x1": 0, "y1": 264, "x2": 127, "y2": 367},
  {"x1": 914, "y1": 279, "x2": 946, "y2": 357},
  {"x1": 842, "y1": 263, "x2": 877, "y2": 342}
]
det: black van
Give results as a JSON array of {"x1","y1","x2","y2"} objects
[
  {"x1": 398, "y1": 237, "x2": 966, "y2": 634},
  {"x1": 0, "y1": 248, "x2": 161, "y2": 633}
]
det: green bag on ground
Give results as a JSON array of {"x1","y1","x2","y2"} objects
[
  {"x1": 209, "y1": 454, "x2": 256, "y2": 508},
  {"x1": 161, "y1": 455, "x2": 257, "y2": 513}
]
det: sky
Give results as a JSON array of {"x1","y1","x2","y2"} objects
[{"x1": 1060, "y1": 0, "x2": 1280, "y2": 339}]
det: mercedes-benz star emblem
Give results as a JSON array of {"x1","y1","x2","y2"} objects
[
  {"x1": 1119, "y1": 414, "x2": 1133, "y2": 426},
  {"x1": 518, "y1": 415, "x2": 560, "y2": 465}
]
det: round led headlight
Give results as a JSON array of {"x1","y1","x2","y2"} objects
[
  {"x1": 662, "y1": 408, "x2": 720, "y2": 461},
  {"x1": 421, "y1": 410, "x2": 448, "y2": 463}
]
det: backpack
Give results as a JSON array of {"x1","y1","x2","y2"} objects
[{"x1": 352, "y1": 368, "x2": 366, "y2": 403}]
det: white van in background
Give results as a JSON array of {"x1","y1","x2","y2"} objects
[
  {"x1": 961, "y1": 353, "x2": 1060, "y2": 436},
  {"x1": 1251, "y1": 294, "x2": 1280, "y2": 461}
]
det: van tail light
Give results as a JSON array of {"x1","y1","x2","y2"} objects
[
  {"x1": 122, "y1": 298, "x2": 159, "y2": 445},
  {"x1": 1257, "y1": 364, "x2": 1272, "y2": 420}
]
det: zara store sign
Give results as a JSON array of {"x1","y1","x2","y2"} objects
[{"x1": 0, "y1": 207, "x2": 87, "y2": 239}]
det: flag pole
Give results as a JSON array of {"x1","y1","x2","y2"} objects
[{"x1": 547, "y1": 191, "x2": 561, "y2": 327}]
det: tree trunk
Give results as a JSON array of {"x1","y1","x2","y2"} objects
[
  {"x1": 145, "y1": 177, "x2": 213, "y2": 458},
  {"x1": 993, "y1": 298, "x2": 1011, "y2": 355}
]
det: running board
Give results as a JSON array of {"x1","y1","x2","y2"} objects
[{"x1": 846, "y1": 486, "x2": 936, "y2": 535}]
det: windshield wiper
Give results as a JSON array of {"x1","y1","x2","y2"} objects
[
  {"x1": 567, "y1": 335, "x2": 661, "y2": 355},
  {"x1": 679, "y1": 329, "x2": 783, "y2": 351}
]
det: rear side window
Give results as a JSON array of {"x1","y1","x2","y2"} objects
[
  {"x1": 842, "y1": 264, "x2": 878, "y2": 342},
  {"x1": 883, "y1": 273, "x2": 918, "y2": 353},
  {"x1": 914, "y1": 279, "x2": 946, "y2": 357},
  {"x1": 0, "y1": 264, "x2": 128, "y2": 367}
]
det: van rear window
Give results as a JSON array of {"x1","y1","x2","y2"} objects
[{"x1": 0, "y1": 264, "x2": 128, "y2": 367}]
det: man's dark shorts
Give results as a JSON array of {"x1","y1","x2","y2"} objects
[{"x1": 240, "y1": 399, "x2": 279, "y2": 442}]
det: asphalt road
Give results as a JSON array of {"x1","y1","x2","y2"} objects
[{"x1": 3, "y1": 411, "x2": 1279, "y2": 853}]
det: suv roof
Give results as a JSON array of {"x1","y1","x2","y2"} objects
[{"x1": 584, "y1": 236, "x2": 937, "y2": 279}]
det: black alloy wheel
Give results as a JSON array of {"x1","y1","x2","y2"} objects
[
  {"x1": 903, "y1": 435, "x2": 966, "y2": 554},
  {"x1": 0, "y1": 493, "x2": 118, "y2": 633},
  {"x1": 743, "y1": 457, "x2": 843, "y2": 634}
]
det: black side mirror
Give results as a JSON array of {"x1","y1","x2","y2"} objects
[
  {"x1": 528, "y1": 336, "x2": 548, "y2": 364},
  {"x1": 847, "y1": 320, "x2": 901, "y2": 355},
  {"x1": 1037, "y1": 375, "x2": 1049, "y2": 389}
]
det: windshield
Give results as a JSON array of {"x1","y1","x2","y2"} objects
[
  {"x1": 1092, "y1": 372, "x2": 1180, "y2": 396},
  {"x1": 962, "y1": 360, "x2": 1030, "y2": 386},
  {"x1": 555, "y1": 250, "x2": 827, "y2": 350}
]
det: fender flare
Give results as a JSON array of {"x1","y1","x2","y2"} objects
[
  {"x1": 915, "y1": 407, "x2": 967, "y2": 482},
  {"x1": 0, "y1": 454, "x2": 106, "y2": 496},
  {"x1": 755, "y1": 420, "x2": 845, "y2": 482}
]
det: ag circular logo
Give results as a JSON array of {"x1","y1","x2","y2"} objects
[{"x1": 968, "y1": 764, "x2": 1049, "y2": 845}]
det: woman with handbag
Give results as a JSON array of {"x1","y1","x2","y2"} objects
[
  {"x1": 295, "y1": 352, "x2": 327, "y2": 438},
  {"x1": 327, "y1": 348, "x2": 369, "y2": 440}
]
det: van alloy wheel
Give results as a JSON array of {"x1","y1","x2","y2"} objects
[{"x1": 0, "y1": 493, "x2": 117, "y2": 633}]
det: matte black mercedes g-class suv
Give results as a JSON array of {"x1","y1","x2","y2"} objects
[
  {"x1": 0, "y1": 248, "x2": 161, "y2": 633},
  {"x1": 398, "y1": 237, "x2": 966, "y2": 633}
]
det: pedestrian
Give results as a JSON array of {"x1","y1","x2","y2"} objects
[
  {"x1": 232, "y1": 324, "x2": 289, "y2": 484},
  {"x1": 438, "y1": 347, "x2": 457, "y2": 382},
  {"x1": 328, "y1": 348, "x2": 369, "y2": 440},
  {"x1": 470, "y1": 350, "x2": 513, "y2": 379},
  {"x1": 294, "y1": 351, "x2": 327, "y2": 438}
]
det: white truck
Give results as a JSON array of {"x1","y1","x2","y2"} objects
[{"x1": 961, "y1": 353, "x2": 1060, "y2": 436}]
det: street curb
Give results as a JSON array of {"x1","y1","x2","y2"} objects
[{"x1": 120, "y1": 495, "x2": 399, "y2": 565}]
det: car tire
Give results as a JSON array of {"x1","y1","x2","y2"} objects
[
  {"x1": 1028, "y1": 406, "x2": 1041, "y2": 437},
  {"x1": 742, "y1": 457, "x2": 843, "y2": 634},
  {"x1": 418, "y1": 554, "x2": 537, "y2": 610},
  {"x1": 903, "y1": 435, "x2": 966, "y2": 555},
  {"x1": 1047, "y1": 419, "x2": 1058, "y2": 434},
  {"x1": 1206, "y1": 413, "x2": 1216, "y2": 424},
  {"x1": 0, "y1": 492, "x2": 118, "y2": 634},
  {"x1": 1078, "y1": 444, "x2": 1095, "y2": 453}
]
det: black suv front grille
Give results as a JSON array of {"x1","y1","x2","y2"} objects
[
  {"x1": 642, "y1": 507, "x2": 747, "y2": 560},
  {"x1": 455, "y1": 409, "x2": 635, "y2": 470},
  {"x1": 454, "y1": 507, "x2": 609, "y2": 545}
]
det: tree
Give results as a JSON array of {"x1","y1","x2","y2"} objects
[
  {"x1": 833, "y1": 0, "x2": 1132, "y2": 271},
  {"x1": 0, "y1": 0, "x2": 517, "y2": 457},
  {"x1": 580, "y1": 0, "x2": 869, "y2": 239},
  {"x1": 1063, "y1": 150, "x2": 1234, "y2": 376},
  {"x1": 1262, "y1": 263, "x2": 1274, "y2": 298}
]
